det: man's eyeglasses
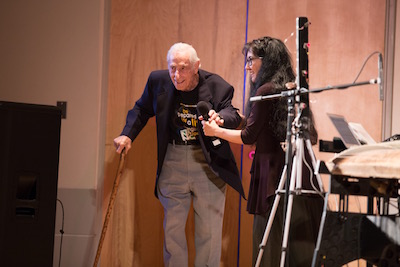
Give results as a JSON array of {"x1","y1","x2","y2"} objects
[{"x1": 246, "y1": 56, "x2": 262, "y2": 67}]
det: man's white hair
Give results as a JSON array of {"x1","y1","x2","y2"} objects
[{"x1": 167, "y1": 42, "x2": 200, "y2": 66}]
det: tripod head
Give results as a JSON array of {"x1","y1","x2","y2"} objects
[{"x1": 283, "y1": 81, "x2": 315, "y2": 146}]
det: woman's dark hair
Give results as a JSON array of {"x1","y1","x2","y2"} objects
[
  {"x1": 243, "y1": 37, "x2": 295, "y2": 141},
  {"x1": 243, "y1": 36, "x2": 318, "y2": 143},
  {"x1": 243, "y1": 36, "x2": 295, "y2": 90}
]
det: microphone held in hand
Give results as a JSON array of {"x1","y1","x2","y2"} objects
[
  {"x1": 196, "y1": 101, "x2": 222, "y2": 146},
  {"x1": 197, "y1": 101, "x2": 212, "y2": 120}
]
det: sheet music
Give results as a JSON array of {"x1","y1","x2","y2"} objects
[
  {"x1": 327, "y1": 113, "x2": 360, "y2": 147},
  {"x1": 348, "y1": 122, "x2": 377, "y2": 145}
]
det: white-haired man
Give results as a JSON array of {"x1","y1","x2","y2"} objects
[{"x1": 114, "y1": 42, "x2": 245, "y2": 267}]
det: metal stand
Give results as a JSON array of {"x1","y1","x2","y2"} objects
[
  {"x1": 251, "y1": 18, "x2": 380, "y2": 266},
  {"x1": 255, "y1": 92, "x2": 324, "y2": 267}
]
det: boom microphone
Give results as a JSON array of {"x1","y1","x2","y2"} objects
[
  {"x1": 378, "y1": 53, "x2": 384, "y2": 100},
  {"x1": 197, "y1": 101, "x2": 222, "y2": 146}
]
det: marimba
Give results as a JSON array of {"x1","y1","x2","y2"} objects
[{"x1": 312, "y1": 141, "x2": 400, "y2": 267}]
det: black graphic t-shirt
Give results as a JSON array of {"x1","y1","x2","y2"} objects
[{"x1": 170, "y1": 87, "x2": 199, "y2": 142}]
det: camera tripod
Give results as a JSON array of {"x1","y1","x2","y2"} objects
[{"x1": 254, "y1": 92, "x2": 325, "y2": 267}]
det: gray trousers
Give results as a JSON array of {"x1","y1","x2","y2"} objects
[{"x1": 157, "y1": 143, "x2": 226, "y2": 267}]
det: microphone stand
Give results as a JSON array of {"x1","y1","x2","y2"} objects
[
  {"x1": 249, "y1": 78, "x2": 379, "y2": 103},
  {"x1": 251, "y1": 82, "x2": 302, "y2": 267},
  {"x1": 250, "y1": 77, "x2": 379, "y2": 267}
]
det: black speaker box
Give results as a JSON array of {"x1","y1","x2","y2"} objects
[
  {"x1": 0, "y1": 101, "x2": 61, "y2": 267},
  {"x1": 313, "y1": 211, "x2": 400, "y2": 267}
]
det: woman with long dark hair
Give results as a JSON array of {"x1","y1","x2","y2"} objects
[{"x1": 202, "y1": 36, "x2": 322, "y2": 266}]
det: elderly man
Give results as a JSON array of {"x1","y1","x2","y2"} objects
[{"x1": 114, "y1": 42, "x2": 245, "y2": 267}]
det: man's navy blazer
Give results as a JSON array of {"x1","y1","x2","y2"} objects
[{"x1": 121, "y1": 69, "x2": 245, "y2": 198}]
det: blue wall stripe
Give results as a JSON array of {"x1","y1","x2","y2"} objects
[{"x1": 237, "y1": 0, "x2": 250, "y2": 266}]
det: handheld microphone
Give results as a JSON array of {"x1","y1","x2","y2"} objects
[
  {"x1": 197, "y1": 101, "x2": 222, "y2": 146},
  {"x1": 197, "y1": 101, "x2": 212, "y2": 120},
  {"x1": 378, "y1": 53, "x2": 384, "y2": 100}
]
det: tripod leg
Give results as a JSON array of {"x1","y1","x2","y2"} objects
[
  {"x1": 279, "y1": 155, "x2": 298, "y2": 267},
  {"x1": 311, "y1": 187, "x2": 330, "y2": 267},
  {"x1": 255, "y1": 166, "x2": 287, "y2": 267},
  {"x1": 295, "y1": 138, "x2": 304, "y2": 191}
]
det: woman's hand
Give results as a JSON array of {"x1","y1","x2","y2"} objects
[
  {"x1": 207, "y1": 110, "x2": 224, "y2": 126},
  {"x1": 201, "y1": 119, "x2": 220, "y2": 137},
  {"x1": 198, "y1": 109, "x2": 224, "y2": 126}
]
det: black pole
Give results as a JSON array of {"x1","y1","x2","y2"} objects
[{"x1": 281, "y1": 93, "x2": 296, "y2": 263}]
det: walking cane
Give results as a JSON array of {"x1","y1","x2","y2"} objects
[{"x1": 93, "y1": 151, "x2": 126, "y2": 267}]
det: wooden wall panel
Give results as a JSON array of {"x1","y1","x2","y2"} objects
[{"x1": 103, "y1": 0, "x2": 386, "y2": 266}]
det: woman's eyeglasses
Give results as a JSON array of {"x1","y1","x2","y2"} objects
[{"x1": 246, "y1": 56, "x2": 263, "y2": 67}]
